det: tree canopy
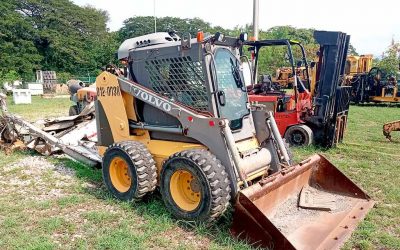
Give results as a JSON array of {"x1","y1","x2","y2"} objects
[
  {"x1": 1, "y1": 0, "x2": 118, "y2": 81},
  {"x1": 375, "y1": 42, "x2": 400, "y2": 76},
  {"x1": 0, "y1": 2, "x2": 361, "y2": 82}
]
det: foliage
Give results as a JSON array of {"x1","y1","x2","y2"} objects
[
  {"x1": 17, "y1": 0, "x2": 114, "y2": 75},
  {"x1": 348, "y1": 44, "x2": 358, "y2": 56},
  {"x1": 376, "y1": 42, "x2": 400, "y2": 76},
  {"x1": 0, "y1": 3, "x2": 360, "y2": 82},
  {"x1": 0, "y1": 0, "x2": 119, "y2": 81},
  {"x1": 118, "y1": 16, "x2": 235, "y2": 43},
  {"x1": 0, "y1": 0, "x2": 42, "y2": 81},
  {"x1": 57, "y1": 72, "x2": 73, "y2": 84},
  {"x1": 256, "y1": 26, "x2": 319, "y2": 75},
  {"x1": 2, "y1": 70, "x2": 20, "y2": 82},
  {"x1": 0, "y1": 70, "x2": 20, "y2": 88},
  {"x1": 118, "y1": 19, "x2": 330, "y2": 77}
]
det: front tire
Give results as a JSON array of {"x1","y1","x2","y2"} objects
[
  {"x1": 102, "y1": 141, "x2": 157, "y2": 201},
  {"x1": 160, "y1": 149, "x2": 231, "y2": 222},
  {"x1": 284, "y1": 124, "x2": 313, "y2": 147}
]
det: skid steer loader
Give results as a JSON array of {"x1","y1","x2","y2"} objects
[{"x1": 95, "y1": 32, "x2": 373, "y2": 249}]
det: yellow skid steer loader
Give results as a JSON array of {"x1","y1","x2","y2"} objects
[{"x1": 95, "y1": 32, "x2": 373, "y2": 249}]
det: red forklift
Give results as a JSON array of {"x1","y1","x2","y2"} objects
[{"x1": 245, "y1": 31, "x2": 351, "y2": 148}]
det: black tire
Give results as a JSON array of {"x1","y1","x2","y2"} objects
[
  {"x1": 102, "y1": 141, "x2": 157, "y2": 201},
  {"x1": 160, "y1": 149, "x2": 231, "y2": 222},
  {"x1": 69, "y1": 105, "x2": 79, "y2": 116},
  {"x1": 284, "y1": 124, "x2": 313, "y2": 147}
]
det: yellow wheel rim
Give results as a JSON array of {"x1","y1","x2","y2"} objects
[
  {"x1": 110, "y1": 156, "x2": 131, "y2": 193},
  {"x1": 170, "y1": 170, "x2": 201, "y2": 211}
]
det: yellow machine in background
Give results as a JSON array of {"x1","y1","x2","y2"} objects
[
  {"x1": 346, "y1": 54, "x2": 373, "y2": 75},
  {"x1": 272, "y1": 64, "x2": 318, "y2": 97},
  {"x1": 345, "y1": 54, "x2": 373, "y2": 86},
  {"x1": 68, "y1": 80, "x2": 97, "y2": 116},
  {"x1": 272, "y1": 66, "x2": 309, "y2": 89}
]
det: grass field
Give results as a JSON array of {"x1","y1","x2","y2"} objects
[{"x1": 0, "y1": 96, "x2": 399, "y2": 250}]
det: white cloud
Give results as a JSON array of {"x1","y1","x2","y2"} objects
[{"x1": 72, "y1": 0, "x2": 399, "y2": 56}]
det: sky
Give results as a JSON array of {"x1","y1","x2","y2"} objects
[{"x1": 72, "y1": 0, "x2": 400, "y2": 57}]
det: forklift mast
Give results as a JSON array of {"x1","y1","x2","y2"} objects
[{"x1": 307, "y1": 30, "x2": 352, "y2": 147}]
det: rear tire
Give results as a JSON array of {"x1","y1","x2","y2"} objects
[
  {"x1": 69, "y1": 105, "x2": 79, "y2": 116},
  {"x1": 284, "y1": 124, "x2": 313, "y2": 147},
  {"x1": 160, "y1": 149, "x2": 231, "y2": 222},
  {"x1": 102, "y1": 141, "x2": 157, "y2": 201}
]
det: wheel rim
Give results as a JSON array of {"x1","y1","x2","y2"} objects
[
  {"x1": 110, "y1": 156, "x2": 131, "y2": 193},
  {"x1": 170, "y1": 170, "x2": 201, "y2": 211},
  {"x1": 291, "y1": 130, "x2": 306, "y2": 145}
]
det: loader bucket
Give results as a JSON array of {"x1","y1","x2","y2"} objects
[{"x1": 231, "y1": 154, "x2": 374, "y2": 250}]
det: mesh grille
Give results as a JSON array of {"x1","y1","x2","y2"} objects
[{"x1": 145, "y1": 56, "x2": 209, "y2": 111}]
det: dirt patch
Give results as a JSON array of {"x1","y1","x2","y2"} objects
[
  {"x1": 0, "y1": 156, "x2": 77, "y2": 200},
  {"x1": 0, "y1": 155, "x2": 218, "y2": 249},
  {"x1": 269, "y1": 186, "x2": 353, "y2": 235},
  {"x1": 161, "y1": 226, "x2": 211, "y2": 249}
]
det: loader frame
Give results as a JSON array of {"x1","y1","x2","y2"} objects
[{"x1": 96, "y1": 72, "x2": 242, "y2": 193}]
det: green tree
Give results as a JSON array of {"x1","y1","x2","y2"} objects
[
  {"x1": 376, "y1": 42, "x2": 400, "y2": 76},
  {"x1": 348, "y1": 44, "x2": 358, "y2": 56},
  {"x1": 18, "y1": 0, "x2": 114, "y2": 75},
  {"x1": 0, "y1": 0, "x2": 42, "y2": 80},
  {"x1": 0, "y1": 70, "x2": 20, "y2": 88},
  {"x1": 118, "y1": 16, "x2": 234, "y2": 42},
  {"x1": 0, "y1": 0, "x2": 118, "y2": 79},
  {"x1": 256, "y1": 26, "x2": 319, "y2": 75}
]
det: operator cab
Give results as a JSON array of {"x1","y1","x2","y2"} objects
[
  {"x1": 244, "y1": 39, "x2": 312, "y2": 115},
  {"x1": 245, "y1": 39, "x2": 312, "y2": 93},
  {"x1": 119, "y1": 32, "x2": 255, "y2": 143}
]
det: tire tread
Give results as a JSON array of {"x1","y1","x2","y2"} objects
[
  {"x1": 104, "y1": 141, "x2": 157, "y2": 200},
  {"x1": 164, "y1": 149, "x2": 231, "y2": 221}
]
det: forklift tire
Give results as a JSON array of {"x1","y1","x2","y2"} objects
[
  {"x1": 102, "y1": 141, "x2": 157, "y2": 201},
  {"x1": 284, "y1": 124, "x2": 313, "y2": 147},
  {"x1": 160, "y1": 149, "x2": 231, "y2": 222},
  {"x1": 69, "y1": 105, "x2": 79, "y2": 116}
]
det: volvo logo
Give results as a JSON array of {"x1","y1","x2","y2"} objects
[{"x1": 130, "y1": 86, "x2": 172, "y2": 112}]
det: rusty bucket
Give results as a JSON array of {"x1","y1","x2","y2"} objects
[{"x1": 231, "y1": 154, "x2": 374, "y2": 250}]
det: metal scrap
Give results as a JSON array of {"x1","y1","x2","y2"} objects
[{"x1": 0, "y1": 93, "x2": 100, "y2": 167}]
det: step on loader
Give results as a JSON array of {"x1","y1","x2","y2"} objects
[{"x1": 95, "y1": 32, "x2": 374, "y2": 249}]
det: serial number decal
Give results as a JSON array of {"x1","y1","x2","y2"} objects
[{"x1": 96, "y1": 86, "x2": 121, "y2": 97}]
